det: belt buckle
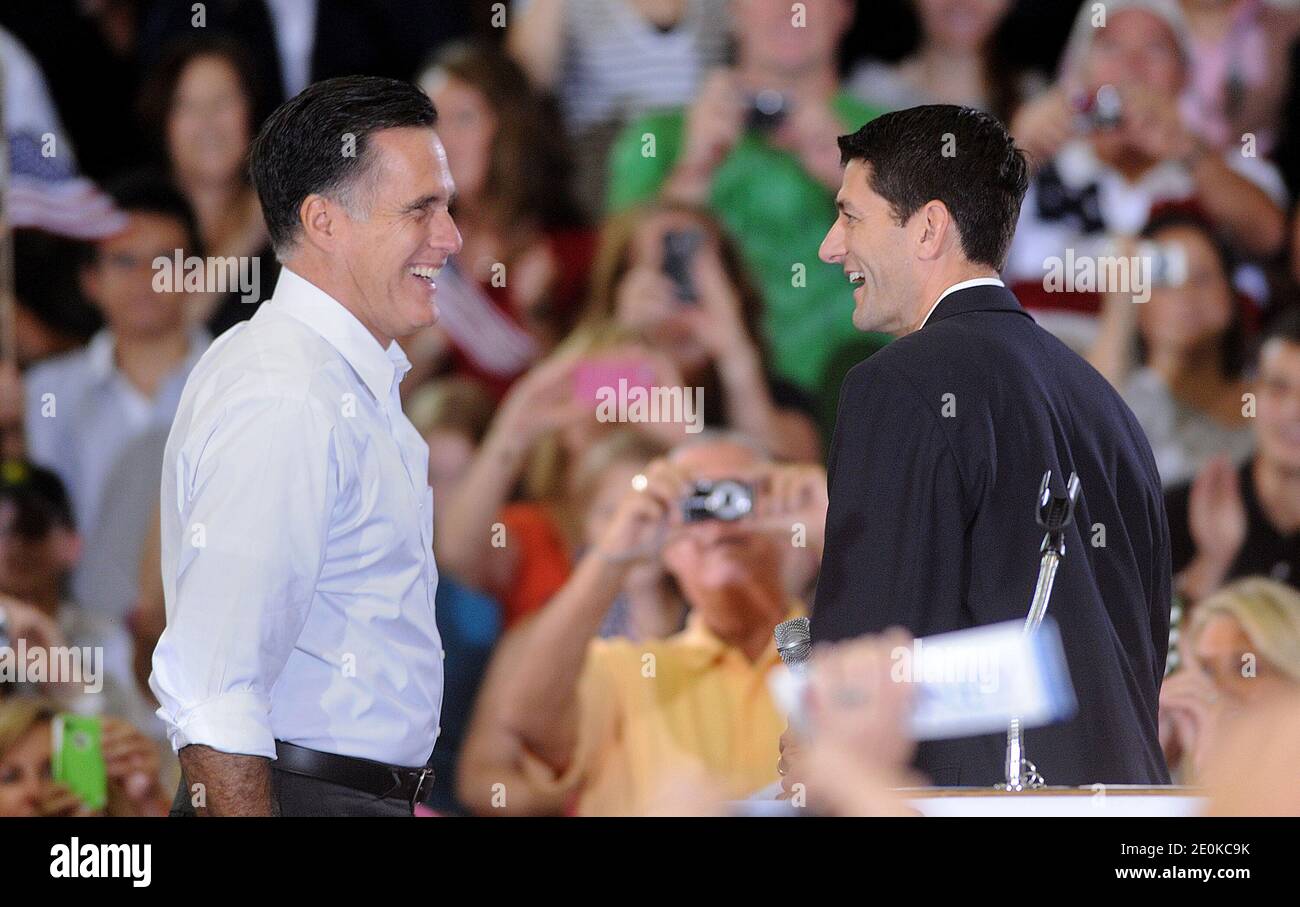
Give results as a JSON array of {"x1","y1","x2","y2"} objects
[{"x1": 410, "y1": 767, "x2": 435, "y2": 811}]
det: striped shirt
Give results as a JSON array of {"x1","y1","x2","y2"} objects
[{"x1": 524, "y1": 0, "x2": 731, "y2": 130}]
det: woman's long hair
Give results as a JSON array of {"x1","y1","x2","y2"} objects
[
  {"x1": 578, "y1": 200, "x2": 773, "y2": 380},
  {"x1": 422, "y1": 41, "x2": 584, "y2": 237},
  {"x1": 0, "y1": 697, "x2": 59, "y2": 760},
  {"x1": 137, "y1": 32, "x2": 272, "y2": 175}
]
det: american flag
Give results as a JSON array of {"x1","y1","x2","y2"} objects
[{"x1": 3, "y1": 131, "x2": 126, "y2": 240}]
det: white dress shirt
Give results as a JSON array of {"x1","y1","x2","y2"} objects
[
  {"x1": 918, "y1": 277, "x2": 1006, "y2": 330},
  {"x1": 150, "y1": 267, "x2": 444, "y2": 767}
]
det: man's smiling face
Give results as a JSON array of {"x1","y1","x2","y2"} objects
[
  {"x1": 819, "y1": 158, "x2": 919, "y2": 336},
  {"x1": 333, "y1": 127, "x2": 462, "y2": 346}
]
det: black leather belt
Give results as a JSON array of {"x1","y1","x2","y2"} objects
[{"x1": 273, "y1": 740, "x2": 434, "y2": 811}]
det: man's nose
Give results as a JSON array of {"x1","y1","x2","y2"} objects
[
  {"x1": 432, "y1": 211, "x2": 463, "y2": 256},
  {"x1": 819, "y1": 222, "x2": 844, "y2": 265}
]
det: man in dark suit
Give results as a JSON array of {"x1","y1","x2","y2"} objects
[{"x1": 808, "y1": 105, "x2": 1171, "y2": 786}]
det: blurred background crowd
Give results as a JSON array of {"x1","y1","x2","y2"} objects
[{"x1": 1, "y1": 0, "x2": 1299, "y2": 818}]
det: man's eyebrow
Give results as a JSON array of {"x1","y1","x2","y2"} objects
[
  {"x1": 400, "y1": 191, "x2": 450, "y2": 213},
  {"x1": 835, "y1": 197, "x2": 855, "y2": 214}
]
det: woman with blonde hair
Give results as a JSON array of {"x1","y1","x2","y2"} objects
[
  {"x1": 1159, "y1": 577, "x2": 1300, "y2": 782},
  {"x1": 0, "y1": 698, "x2": 167, "y2": 816}
]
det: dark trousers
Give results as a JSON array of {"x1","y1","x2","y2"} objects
[{"x1": 170, "y1": 768, "x2": 413, "y2": 816}]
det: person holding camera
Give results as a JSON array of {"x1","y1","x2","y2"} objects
[
  {"x1": 1004, "y1": 0, "x2": 1287, "y2": 354},
  {"x1": 581, "y1": 201, "x2": 822, "y2": 462},
  {"x1": 456, "y1": 432, "x2": 826, "y2": 816},
  {"x1": 606, "y1": 0, "x2": 888, "y2": 404},
  {"x1": 0, "y1": 698, "x2": 167, "y2": 817}
]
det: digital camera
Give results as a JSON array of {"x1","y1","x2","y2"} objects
[{"x1": 682, "y1": 479, "x2": 755, "y2": 523}]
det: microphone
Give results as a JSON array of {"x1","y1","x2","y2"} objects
[{"x1": 774, "y1": 616, "x2": 812, "y2": 676}]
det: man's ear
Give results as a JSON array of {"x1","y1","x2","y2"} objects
[
  {"x1": 915, "y1": 200, "x2": 954, "y2": 262},
  {"x1": 299, "y1": 194, "x2": 340, "y2": 252}
]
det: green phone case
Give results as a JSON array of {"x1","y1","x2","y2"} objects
[{"x1": 51, "y1": 713, "x2": 108, "y2": 811}]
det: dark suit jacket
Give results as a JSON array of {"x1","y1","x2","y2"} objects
[{"x1": 811, "y1": 284, "x2": 1171, "y2": 786}]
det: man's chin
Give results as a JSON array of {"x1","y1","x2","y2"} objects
[
  {"x1": 851, "y1": 302, "x2": 881, "y2": 333},
  {"x1": 404, "y1": 290, "x2": 440, "y2": 329}
]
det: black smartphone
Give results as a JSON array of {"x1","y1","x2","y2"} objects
[{"x1": 662, "y1": 228, "x2": 704, "y2": 304}]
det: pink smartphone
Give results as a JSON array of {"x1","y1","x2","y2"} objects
[{"x1": 572, "y1": 357, "x2": 656, "y2": 405}]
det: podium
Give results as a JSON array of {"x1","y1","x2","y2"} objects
[
  {"x1": 908, "y1": 786, "x2": 1205, "y2": 817},
  {"x1": 732, "y1": 784, "x2": 1205, "y2": 816}
]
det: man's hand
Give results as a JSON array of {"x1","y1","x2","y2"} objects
[
  {"x1": 680, "y1": 246, "x2": 755, "y2": 363},
  {"x1": 668, "y1": 69, "x2": 747, "y2": 200},
  {"x1": 1118, "y1": 84, "x2": 1196, "y2": 164},
  {"x1": 593, "y1": 457, "x2": 692, "y2": 565},
  {"x1": 493, "y1": 347, "x2": 589, "y2": 448},
  {"x1": 746, "y1": 463, "x2": 829, "y2": 558},
  {"x1": 780, "y1": 630, "x2": 924, "y2": 815},
  {"x1": 1189, "y1": 456, "x2": 1247, "y2": 567},
  {"x1": 769, "y1": 95, "x2": 846, "y2": 190},
  {"x1": 0, "y1": 595, "x2": 66, "y2": 651},
  {"x1": 776, "y1": 725, "x2": 805, "y2": 799},
  {"x1": 177, "y1": 745, "x2": 276, "y2": 816},
  {"x1": 1181, "y1": 454, "x2": 1248, "y2": 603},
  {"x1": 1008, "y1": 88, "x2": 1077, "y2": 169}
]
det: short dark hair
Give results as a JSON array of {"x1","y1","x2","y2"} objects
[
  {"x1": 249, "y1": 75, "x2": 437, "y2": 254},
  {"x1": 1257, "y1": 305, "x2": 1300, "y2": 366},
  {"x1": 837, "y1": 105, "x2": 1029, "y2": 270},
  {"x1": 89, "y1": 171, "x2": 204, "y2": 262},
  {"x1": 0, "y1": 462, "x2": 76, "y2": 539}
]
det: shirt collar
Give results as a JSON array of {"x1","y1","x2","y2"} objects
[
  {"x1": 676, "y1": 600, "x2": 807, "y2": 673},
  {"x1": 85, "y1": 325, "x2": 213, "y2": 387},
  {"x1": 918, "y1": 277, "x2": 1006, "y2": 330},
  {"x1": 268, "y1": 267, "x2": 410, "y2": 404},
  {"x1": 85, "y1": 330, "x2": 116, "y2": 383}
]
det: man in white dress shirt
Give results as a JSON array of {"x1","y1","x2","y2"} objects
[{"x1": 150, "y1": 75, "x2": 462, "y2": 815}]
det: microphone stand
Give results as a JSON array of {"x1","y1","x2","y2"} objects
[{"x1": 1000, "y1": 470, "x2": 1080, "y2": 791}]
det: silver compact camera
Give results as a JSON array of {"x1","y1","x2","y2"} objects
[{"x1": 682, "y1": 479, "x2": 755, "y2": 523}]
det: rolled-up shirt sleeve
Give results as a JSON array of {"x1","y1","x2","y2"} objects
[{"x1": 150, "y1": 393, "x2": 339, "y2": 758}]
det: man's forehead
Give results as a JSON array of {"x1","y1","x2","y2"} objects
[
  {"x1": 835, "y1": 159, "x2": 873, "y2": 207},
  {"x1": 368, "y1": 127, "x2": 454, "y2": 198}
]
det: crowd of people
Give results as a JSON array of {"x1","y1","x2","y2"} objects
[{"x1": 1, "y1": 0, "x2": 1299, "y2": 817}]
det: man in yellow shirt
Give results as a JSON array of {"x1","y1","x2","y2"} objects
[{"x1": 458, "y1": 433, "x2": 825, "y2": 816}]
